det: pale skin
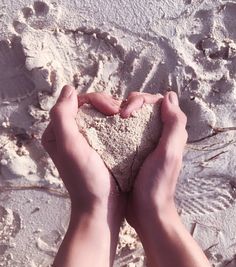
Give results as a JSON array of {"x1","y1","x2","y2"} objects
[{"x1": 42, "y1": 85, "x2": 212, "y2": 267}]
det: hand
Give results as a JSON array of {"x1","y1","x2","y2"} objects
[
  {"x1": 42, "y1": 86, "x2": 126, "y2": 267},
  {"x1": 42, "y1": 86, "x2": 123, "y2": 211},
  {"x1": 120, "y1": 91, "x2": 188, "y2": 227},
  {"x1": 120, "y1": 92, "x2": 210, "y2": 267}
]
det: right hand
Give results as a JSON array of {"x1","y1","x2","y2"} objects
[
  {"x1": 120, "y1": 91, "x2": 188, "y2": 228},
  {"x1": 42, "y1": 86, "x2": 123, "y2": 212}
]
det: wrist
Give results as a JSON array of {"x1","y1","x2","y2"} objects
[
  {"x1": 70, "y1": 194, "x2": 126, "y2": 230},
  {"x1": 130, "y1": 196, "x2": 178, "y2": 231},
  {"x1": 134, "y1": 204, "x2": 180, "y2": 247},
  {"x1": 70, "y1": 185, "x2": 127, "y2": 215},
  {"x1": 67, "y1": 196, "x2": 125, "y2": 266},
  {"x1": 55, "y1": 202, "x2": 112, "y2": 267},
  {"x1": 70, "y1": 199, "x2": 108, "y2": 220}
]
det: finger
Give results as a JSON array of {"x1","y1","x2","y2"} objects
[
  {"x1": 120, "y1": 92, "x2": 163, "y2": 118},
  {"x1": 50, "y1": 86, "x2": 91, "y2": 155},
  {"x1": 78, "y1": 92, "x2": 121, "y2": 116},
  {"x1": 56, "y1": 85, "x2": 74, "y2": 103},
  {"x1": 155, "y1": 91, "x2": 188, "y2": 162},
  {"x1": 120, "y1": 94, "x2": 144, "y2": 118}
]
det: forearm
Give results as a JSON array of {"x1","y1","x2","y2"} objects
[
  {"x1": 53, "y1": 200, "x2": 124, "y2": 267},
  {"x1": 135, "y1": 202, "x2": 211, "y2": 267}
]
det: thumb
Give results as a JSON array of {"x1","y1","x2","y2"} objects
[
  {"x1": 50, "y1": 85, "x2": 90, "y2": 154},
  {"x1": 155, "y1": 92, "x2": 188, "y2": 161}
]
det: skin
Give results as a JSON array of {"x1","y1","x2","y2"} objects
[
  {"x1": 42, "y1": 87, "x2": 126, "y2": 266},
  {"x1": 123, "y1": 92, "x2": 212, "y2": 267},
  {"x1": 42, "y1": 86, "x2": 211, "y2": 267}
]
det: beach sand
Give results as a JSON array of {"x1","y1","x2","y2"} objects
[
  {"x1": 0, "y1": 0, "x2": 236, "y2": 266},
  {"x1": 77, "y1": 103, "x2": 162, "y2": 192}
]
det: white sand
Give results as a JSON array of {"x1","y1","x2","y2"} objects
[
  {"x1": 0, "y1": 0, "x2": 236, "y2": 266},
  {"x1": 77, "y1": 103, "x2": 162, "y2": 192}
]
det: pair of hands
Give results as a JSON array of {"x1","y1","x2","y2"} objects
[
  {"x1": 42, "y1": 85, "x2": 187, "y2": 226},
  {"x1": 42, "y1": 85, "x2": 187, "y2": 266},
  {"x1": 42, "y1": 86, "x2": 213, "y2": 267}
]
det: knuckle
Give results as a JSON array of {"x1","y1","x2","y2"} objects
[
  {"x1": 176, "y1": 111, "x2": 187, "y2": 124},
  {"x1": 170, "y1": 110, "x2": 187, "y2": 127},
  {"x1": 159, "y1": 144, "x2": 182, "y2": 165}
]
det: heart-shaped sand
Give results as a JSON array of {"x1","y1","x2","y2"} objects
[{"x1": 76, "y1": 103, "x2": 162, "y2": 192}]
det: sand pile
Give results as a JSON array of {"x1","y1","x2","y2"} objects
[{"x1": 77, "y1": 103, "x2": 162, "y2": 192}]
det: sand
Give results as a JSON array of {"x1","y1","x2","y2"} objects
[
  {"x1": 0, "y1": 0, "x2": 236, "y2": 266},
  {"x1": 77, "y1": 103, "x2": 162, "y2": 192}
]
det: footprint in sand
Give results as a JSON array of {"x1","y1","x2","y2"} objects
[
  {"x1": 180, "y1": 4, "x2": 236, "y2": 82},
  {"x1": 13, "y1": 1, "x2": 61, "y2": 33},
  {"x1": 18, "y1": 25, "x2": 128, "y2": 98},
  {"x1": 11, "y1": 5, "x2": 128, "y2": 102},
  {"x1": 176, "y1": 173, "x2": 236, "y2": 215},
  {"x1": 0, "y1": 2, "x2": 61, "y2": 103},
  {"x1": 202, "y1": 5, "x2": 235, "y2": 57}
]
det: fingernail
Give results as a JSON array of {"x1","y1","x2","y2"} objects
[
  {"x1": 168, "y1": 92, "x2": 179, "y2": 106},
  {"x1": 60, "y1": 86, "x2": 73, "y2": 99}
]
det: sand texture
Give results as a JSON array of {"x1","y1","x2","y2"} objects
[
  {"x1": 0, "y1": 0, "x2": 236, "y2": 266},
  {"x1": 77, "y1": 103, "x2": 162, "y2": 192}
]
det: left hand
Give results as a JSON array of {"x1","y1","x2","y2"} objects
[{"x1": 120, "y1": 91, "x2": 187, "y2": 228}]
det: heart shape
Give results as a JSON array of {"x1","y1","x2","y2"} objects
[{"x1": 76, "y1": 103, "x2": 162, "y2": 192}]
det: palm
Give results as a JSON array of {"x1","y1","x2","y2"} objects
[
  {"x1": 43, "y1": 89, "x2": 122, "y2": 204},
  {"x1": 76, "y1": 147, "x2": 118, "y2": 202}
]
